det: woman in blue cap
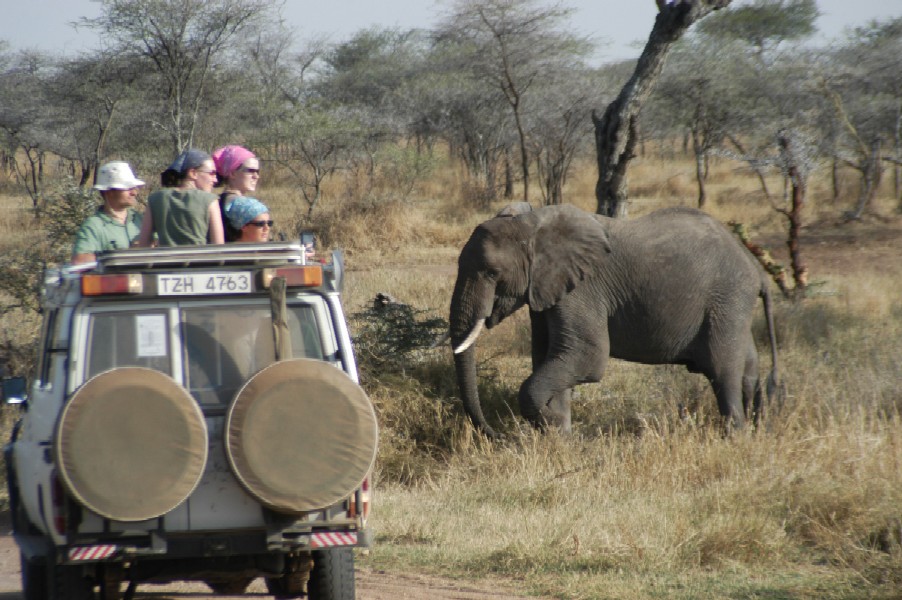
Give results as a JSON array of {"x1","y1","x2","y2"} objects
[
  {"x1": 225, "y1": 196, "x2": 272, "y2": 243},
  {"x1": 136, "y1": 149, "x2": 224, "y2": 246}
]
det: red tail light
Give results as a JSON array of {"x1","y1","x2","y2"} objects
[{"x1": 348, "y1": 475, "x2": 371, "y2": 522}]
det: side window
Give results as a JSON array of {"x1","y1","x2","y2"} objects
[
  {"x1": 85, "y1": 311, "x2": 172, "y2": 378},
  {"x1": 288, "y1": 304, "x2": 324, "y2": 360},
  {"x1": 36, "y1": 309, "x2": 58, "y2": 387}
]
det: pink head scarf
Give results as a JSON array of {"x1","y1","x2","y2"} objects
[{"x1": 212, "y1": 145, "x2": 256, "y2": 179}]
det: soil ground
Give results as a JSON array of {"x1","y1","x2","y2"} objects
[{"x1": 0, "y1": 514, "x2": 541, "y2": 599}]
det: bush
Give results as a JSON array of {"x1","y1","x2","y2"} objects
[{"x1": 351, "y1": 294, "x2": 448, "y2": 379}]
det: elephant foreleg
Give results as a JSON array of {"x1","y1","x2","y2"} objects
[
  {"x1": 525, "y1": 310, "x2": 574, "y2": 432},
  {"x1": 517, "y1": 374, "x2": 573, "y2": 432}
]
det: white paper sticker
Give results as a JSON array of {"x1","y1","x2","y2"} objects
[{"x1": 136, "y1": 315, "x2": 167, "y2": 357}]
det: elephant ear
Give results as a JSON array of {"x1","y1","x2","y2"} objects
[{"x1": 528, "y1": 206, "x2": 612, "y2": 311}]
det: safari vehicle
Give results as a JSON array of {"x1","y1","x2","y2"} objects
[{"x1": 2, "y1": 243, "x2": 377, "y2": 600}]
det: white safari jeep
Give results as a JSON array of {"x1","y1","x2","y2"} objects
[{"x1": 2, "y1": 243, "x2": 377, "y2": 600}]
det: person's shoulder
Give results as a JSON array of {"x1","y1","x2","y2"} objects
[
  {"x1": 77, "y1": 209, "x2": 107, "y2": 230},
  {"x1": 189, "y1": 189, "x2": 218, "y2": 203}
]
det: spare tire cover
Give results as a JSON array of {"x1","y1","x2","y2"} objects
[
  {"x1": 55, "y1": 367, "x2": 208, "y2": 522},
  {"x1": 225, "y1": 359, "x2": 378, "y2": 514}
]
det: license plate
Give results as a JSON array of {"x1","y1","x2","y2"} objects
[{"x1": 157, "y1": 272, "x2": 252, "y2": 296}]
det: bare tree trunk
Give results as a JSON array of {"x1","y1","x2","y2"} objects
[
  {"x1": 503, "y1": 149, "x2": 514, "y2": 200},
  {"x1": 831, "y1": 157, "x2": 841, "y2": 203},
  {"x1": 777, "y1": 131, "x2": 808, "y2": 300},
  {"x1": 692, "y1": 129, "x2": 707, "y2": 208},
  {"x1": 593, "y1": 0, "x2": 731, "y2": 217},
  {"x1": 893, "y1": 101, "x2": 901, "y2": 203},
  {"x1": 848, "y1": 137, "x2": 883, "y2": 221}
]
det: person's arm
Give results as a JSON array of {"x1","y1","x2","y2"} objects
[
  {"x1": 71, "y1": 221, "x2": 99, "y2": 264},
  {"x1": 208, "y1": 200, "x2": 225, "y2": 244},
  {"x1": 71, "y1": 252, "x2": 96, "y2": 264},
  {"x1": 135, "y1": 205, "x2": 155, "y2": 247}
]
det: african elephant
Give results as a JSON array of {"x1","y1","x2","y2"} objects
[{"x1": 449, "y1": 203, "x2": 779, "y2": 437}]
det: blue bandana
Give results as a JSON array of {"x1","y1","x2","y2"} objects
[
  {"x1": 167, "y1": 149, "x2": 211, "y2": 175},
  {"x1": 226, "y1": 196, "x2": 269, "y2": 229}
]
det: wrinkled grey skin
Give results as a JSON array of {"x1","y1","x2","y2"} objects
[{"x1": 449, "y1": 204, "x2": 779, "y2": 437}]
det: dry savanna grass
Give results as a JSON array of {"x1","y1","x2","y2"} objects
[{"x1": 2, "y1": 150, "x2": 902, "y2": 598}]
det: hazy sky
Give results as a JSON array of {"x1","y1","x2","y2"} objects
[{"x1": 2, "y1": 0, "x2": 900, "y2": 64}]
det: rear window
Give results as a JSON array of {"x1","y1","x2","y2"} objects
[
  {"x1": 86, "y1": 310, "x2": 172, "y2": 377},
  {"x1": 182, "y1": 304, "x2": 323, "y2": 405},
  {"x1": 83, "y1": 303, "x2": 325, "y2": 406}
]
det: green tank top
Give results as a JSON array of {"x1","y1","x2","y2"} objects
[{"x1": 148, "y1": 188, "x2": 216, "y2": 246}]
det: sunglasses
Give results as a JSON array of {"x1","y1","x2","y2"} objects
[
  {"x1": 247, "y1": 220, "x2": 274, "y2": 228},
  {"x1": 241, "y1": 168, "x2": 260, "y2": 174}
]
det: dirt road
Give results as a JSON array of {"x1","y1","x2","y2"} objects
[{"x1": 0, "y1": 513, "x2": 539, "y2": 600}]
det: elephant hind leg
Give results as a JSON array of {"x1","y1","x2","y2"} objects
[{"x1": 709, "y1": 367, "x2": 746, "y2": 432}]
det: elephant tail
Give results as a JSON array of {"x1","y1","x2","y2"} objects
[{"x1": 761, "y1": 285, "x2": 782, "y2": 408}]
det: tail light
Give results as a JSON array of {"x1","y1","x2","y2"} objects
[
  {"x1": 260, "y1": 266, "x2": 322, "y2": 288},
  {"x1": 347, "y1": 475, "x2": 371, "y2": 523},
  {"x1": 82, "y1": 273, "x2": 143, "y2": 296}
]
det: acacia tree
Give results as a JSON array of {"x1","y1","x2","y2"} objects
[
  {"x1": 436, "y1": 0, "x2": 589, "y2": 203},
  {"x1": 408, "y1": 42, "x2": 516, "y2": 205},
  {"x1": 0, "y1": 50, "x2": 55, "y2": 210},
  {"x1": 593, "y1": 0, "x2": 731, "y2": 217},
  {"x1": 651, "y1": 38, "x2": 741, "y2": 208},
  {"x1": 650, "y1": 0, "x2": 819, "y2": 208},
  {"x1": 44, "y1": 51, "x2": 147, "y2": 187},
  {"x1": 824, "y1": 17, "x2": 902, "y2": 216},
  {"x1": 527, "y1": 70, "x2": 597, "y2": 205},
  {"x1": 81, "y1": 0, "x2": 273, "y2": 153}
]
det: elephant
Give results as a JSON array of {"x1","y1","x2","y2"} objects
[{"x1": 449, "y1": 203, "x2": 779, "y2": 437}]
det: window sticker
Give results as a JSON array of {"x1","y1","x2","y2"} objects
[{"x1": 136, "y1": 315, "x2": 167, "y2": 357}]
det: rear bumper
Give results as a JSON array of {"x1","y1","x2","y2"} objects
[{"x1": 18, "y1": 525, "x2": 369, "y2": 566}]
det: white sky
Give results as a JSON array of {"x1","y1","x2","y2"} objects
[{"x1": 1, "y1": 0, "x2": 900, "y2": 64}]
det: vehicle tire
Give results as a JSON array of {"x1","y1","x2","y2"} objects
[
  {"x1": 55, "y1": 367, "x2": 208, "y2": 522},
  {"x1": 205, "y1": 576, "x2": 255, "y2": 594},
  {"x1": 20, "y1": 553, "x2": 47, "y2": 600},
  {"x1": 225, "y1": 359, "x2": 377, "y2": 515},
  {"x1": 100, "y1": 563, "x2": 124, "y2": 600},
  {"x1": 265, "y1": 575, "x2": 304, "y2": 599},
  {"x1": 265, "y1": 553, "x2": 312, "y2": 599},
  {"x1": 54, "y1": 564, "x2": 95, "y2": 600},
  {"x1": 307, "y1": 548, "x2": 355, "y2": 600}
]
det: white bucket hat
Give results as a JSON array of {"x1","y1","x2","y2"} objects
[{"x1": 93, "y1": 161, "x2": 145, "y2": 191}]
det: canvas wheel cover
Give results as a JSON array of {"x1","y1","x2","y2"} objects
[
  {"x1": 55, "y1": 367, "x2": 208, "y2": 521},
  {"x1": 225, "y1": 359, "x2": 377, "y2": 514}
]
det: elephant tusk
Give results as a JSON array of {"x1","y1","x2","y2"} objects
[{"x1": 453, "y1": 320, "x2": 484, "y2": 354}]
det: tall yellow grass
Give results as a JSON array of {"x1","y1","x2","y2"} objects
[{"x1": 1, "y1": 150, "x2": 901, "y2": 598}]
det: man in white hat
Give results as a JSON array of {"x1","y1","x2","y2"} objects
[{"x1": 71, "y1": 161, "x2": 146, "y2": 264}]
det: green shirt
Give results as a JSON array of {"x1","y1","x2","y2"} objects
[
  {"x1": 148, "y1": 188, "x2": 216, "y2": 246},
  {"x1": 72, "y1": 208, "x2": 143, "y2": 257}
]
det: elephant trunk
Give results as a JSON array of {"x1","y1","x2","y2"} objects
[
  {"x1": 452, "y1": 346, "x2": 497, "y2": 438},
  {"x1": 449, "y1": 281, "x2": 498, "y2": 438}
]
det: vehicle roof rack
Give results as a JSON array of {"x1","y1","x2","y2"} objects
[{"x1": 94, "y1": 243, "x2": 307, "y2": 272}]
